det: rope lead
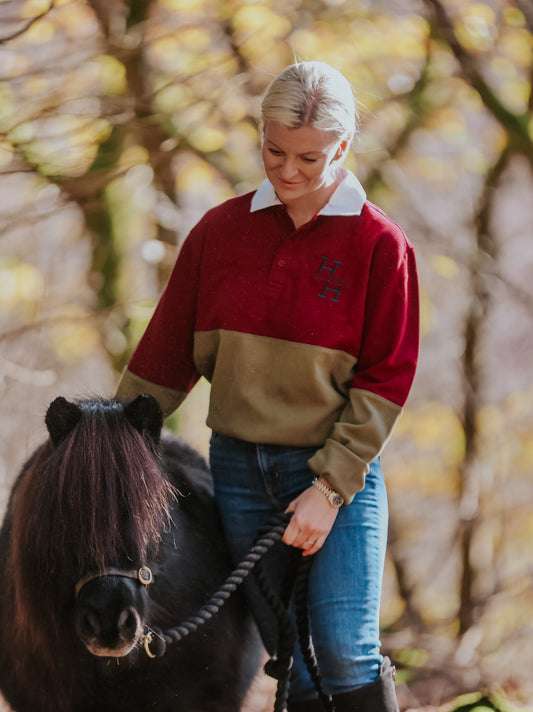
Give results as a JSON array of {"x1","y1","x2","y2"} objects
[
  {"x1": 142, "y1": 513, "x2": 290, "y2": 656},
  {"x1": 142, "y1": 511, "x2": 332, "y2": 711}
]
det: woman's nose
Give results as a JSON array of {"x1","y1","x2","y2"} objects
[{"x1": 280, "y1": 157, "x2": 298, "y2": 178}]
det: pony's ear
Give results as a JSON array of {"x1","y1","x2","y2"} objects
[
  {"x1": 124, "y1": 394, "x2": 163, "y2": 444},
  {"x1": 45, "y1": 396, "x2": 83, "y2": 447}
]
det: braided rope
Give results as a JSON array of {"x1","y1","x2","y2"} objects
[
  {"x1": 142, "y1": 513, "x2": 292, "y2": 657},
  {"x1": 253, "y1": 557, "x2": 296, "y2": 712},
  {"x1": 293, "y1": 557, "x2": 334, "y2": 712},
  {"x1": 142, "y1": 511, "x2": 331, "y2": 712}
]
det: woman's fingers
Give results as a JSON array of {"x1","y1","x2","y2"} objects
[
  {"x1": 282, "y1": 517, "x2": 300, "y2": 546},
  {"x1": 302, "y1": 536, "x2": 326, "y2": 557},
  {"x1": 282, "y1": 484, "x2": 339, "y2": 554}
]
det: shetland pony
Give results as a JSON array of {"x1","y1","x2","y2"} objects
[{"x1": 0, "y1": 395, "x2": 260, "y2": 711}]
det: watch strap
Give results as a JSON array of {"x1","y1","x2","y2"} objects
[{"x1": 312, "y1": 478, "x2": 345, "y2": 508}]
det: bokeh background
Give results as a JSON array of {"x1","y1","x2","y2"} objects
[{"x1": 1, "y1": 0, "x2": 532, "y2": 709}]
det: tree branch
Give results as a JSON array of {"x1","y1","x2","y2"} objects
[
  {"x1": 363, "y1": 43, "x2": 433, "y2": 193},
  {"x1": 0, "y1": 0, "x2": 56, "y2": 44},
  {"x1": 456, "y1": 142, "x2": 513, "y2": 634},
  {"x1": 424, "y1": 0, "x2": 532, "y2": 148}
]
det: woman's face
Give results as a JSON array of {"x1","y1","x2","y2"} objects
[{"x1": 262, "y1": 122, "x2": 346, "y2": 208}]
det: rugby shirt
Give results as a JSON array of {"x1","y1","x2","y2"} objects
[{"x1": 116, "y1": 169, "x2": 419, "y2": 502}]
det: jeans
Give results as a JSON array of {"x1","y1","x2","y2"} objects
[{"x1": 209, "y1": 433, "x2": 389, "y2": 700}]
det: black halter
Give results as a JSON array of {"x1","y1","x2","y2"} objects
[{"x1": 74, "y1": 565, "x2": 153, "y2": 600}]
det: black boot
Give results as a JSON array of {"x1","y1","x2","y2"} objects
[{"x1": 332, "y1": 658, "x2": 400, "y2": 712}]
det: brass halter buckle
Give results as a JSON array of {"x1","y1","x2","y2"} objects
[{"x1": 137, "y1": 566, "x2": 153, "y2": 586}]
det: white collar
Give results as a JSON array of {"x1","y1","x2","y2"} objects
[{"x1": 250, "y1": 168, "x2": 366, "y2": 216}]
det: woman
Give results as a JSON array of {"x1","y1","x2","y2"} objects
[{"x1": 116, "y1": 61, "x2": 419, "y2": 711}]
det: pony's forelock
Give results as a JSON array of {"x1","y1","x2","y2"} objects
[{"x1": 50, "y1": 402, "x2": 173, "y2": 571}]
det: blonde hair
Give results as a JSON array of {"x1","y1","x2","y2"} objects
[{"x1": 261, "y1": 61, "x2": 359, "y2": 143}]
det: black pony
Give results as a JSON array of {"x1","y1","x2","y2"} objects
[{"x1": 0, "y1": 395, "x2": 261, "y2": 711}]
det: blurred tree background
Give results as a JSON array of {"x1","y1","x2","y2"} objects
[{"x1": 1, "y1": 0, "x2": 532, "y2": 709}]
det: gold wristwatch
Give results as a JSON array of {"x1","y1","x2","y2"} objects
[{"x1": 312, "y1": 478, "x2": 345, "y2": 508}]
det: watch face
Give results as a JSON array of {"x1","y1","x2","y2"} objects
[{"x1": 332, "y1": 494, "x2": 343, "y2": 507}]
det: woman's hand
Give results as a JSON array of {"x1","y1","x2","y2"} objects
[{"x1": 282, "y1": 483, "x2": 339, "y2": 556}]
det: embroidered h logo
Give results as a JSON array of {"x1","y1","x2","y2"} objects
[{"x1": 317, "y1": 256, "x2": 345, "y2": 303}]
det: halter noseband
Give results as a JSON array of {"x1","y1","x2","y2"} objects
[{"x1": 74, "y1": 566, "x2": 154, "y2": 599}]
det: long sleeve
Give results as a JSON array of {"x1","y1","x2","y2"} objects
[
  {"x1": 116, "y1": 218, "x2": 208, "y2": 417},
  {"x1": 308, "y1": 229, "x2": 419, "y2": 502}
]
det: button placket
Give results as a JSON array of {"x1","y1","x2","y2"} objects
[{"x1": 269, "y1": 246, "x2": 291, "y2": 286}]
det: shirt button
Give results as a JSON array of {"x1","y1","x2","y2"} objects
[{"x1": 278, "y1": 259, "x2": 286, "y2": 267}]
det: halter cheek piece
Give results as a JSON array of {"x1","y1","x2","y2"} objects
[{"x1": 74, "y1": 565, "x2": 154, "y2": 600}]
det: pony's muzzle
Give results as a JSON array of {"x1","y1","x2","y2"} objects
[{"x1": 75, "y1": 602, "x2": 143, "y2": 658}]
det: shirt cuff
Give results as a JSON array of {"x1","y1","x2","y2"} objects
[{"x1": 307, "y1": 439, "x2": 370, "y2": 504}]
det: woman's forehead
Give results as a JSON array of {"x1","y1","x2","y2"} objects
[{"x1": 263, "y1": 122, "x2": 338, "y2": 153}]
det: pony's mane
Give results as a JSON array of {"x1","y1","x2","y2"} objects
[{"x1": 6, "y1": 399, "x2": 174, "y2": 680}]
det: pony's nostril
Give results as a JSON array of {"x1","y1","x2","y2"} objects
[
  {"x1": 80, "y1": 609, "x2": 101, "y2": 638},
  {"x1": 118, "y1": 608, "x2": 139, "y2": 637}
]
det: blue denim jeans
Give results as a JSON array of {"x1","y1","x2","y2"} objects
[{"x1": 209, "y1": 433, "x2": 388, "y2": 700}]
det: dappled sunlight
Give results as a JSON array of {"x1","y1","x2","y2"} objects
[{"x1": 1, "y1": 0, "x2": 533, "y2": 709}]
